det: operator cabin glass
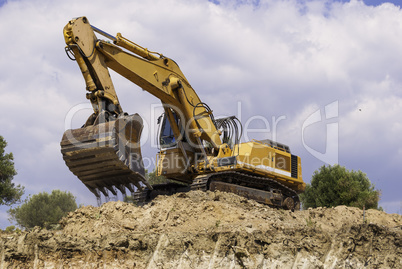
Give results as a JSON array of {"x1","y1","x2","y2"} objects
[
  {"x1": 160, "y1": 112, "x2": 182, "y2": 148},
  {"x1": 160, "y1": 116, "x2": 175, "y2": 147}
]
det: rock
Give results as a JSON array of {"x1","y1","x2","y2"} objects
[{"x1": 0, "y1": 190, "x2": 401, "y2": 268}]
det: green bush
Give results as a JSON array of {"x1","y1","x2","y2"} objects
[
  {"x1": 0, "y1": 136, "x2": 24, "y2": 206},
  {"x1": 8, "y1": 190, "x2": 77, "y2": 229},
  {"x1": 300, "y1": 165, "x2": 380, "y2": 210}
]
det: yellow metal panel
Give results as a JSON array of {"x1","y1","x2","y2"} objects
[
  {"x1": 235, "y1": 142, "x2": 274, "y2": 168},
  {"x1": 157, "y1": 149, "x2": 194, "y2": 182}
]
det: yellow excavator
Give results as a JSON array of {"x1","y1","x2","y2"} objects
[{"x1": 61, "y1": 17, "x2": 305, "y2": 210}]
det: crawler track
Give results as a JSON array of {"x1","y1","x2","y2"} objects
[{"x1": 134, "y1": 171, "x2": 300, "y2": 210}]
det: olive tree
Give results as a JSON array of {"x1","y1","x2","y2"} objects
[
  {"x1": 300, "y1": 165, "x2": 380, "y2": 210},
  {"x1": 8, "y1": 190, "x2": 77, "y2": 229}
]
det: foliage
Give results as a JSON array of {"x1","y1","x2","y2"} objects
[
  {"x1": 146, "y1": 169, "x2": 168, "y2": 185},
  {"x1": 300, "y1": 165, "x2": 380, "y2": 210},
  {"x1": 8, "y1": 190, "x2": 77, "y2": 229},
  {"x1": 0, "y1": 136, "x2": 24, "y2": 206},
  {"x1": 305, "y1": 217, "x2": 317, "y2": 228},
  {"x1": 123, "y1": 195, "x2": 136, "y2": 204},
  {"x1": 4, "y1": 225, "x2": 21, "y2": 234}
]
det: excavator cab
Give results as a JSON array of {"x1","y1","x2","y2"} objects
[{"x1": 158, "y1": 111, "x2": 188, "y2": 149}]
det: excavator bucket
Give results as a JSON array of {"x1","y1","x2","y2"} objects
[{"x1": 60, "y1": 113, "x2": 151, "y2": 203}]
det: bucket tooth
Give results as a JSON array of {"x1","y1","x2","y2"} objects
[
  {"x1": 127, "y1": 183, "x2": 136, "y2": 193},
  {"x1": 117, "y1": 185, "x2": 127, "y2": 200},
  {"x1": 106, "y1": 185, "x2": 118, "y2": 196},
  {"x1": 88, "y1": 186, "x2": 100, "y2": 198},
  {"x1": 60, "y1": 113, "x2": 151, "y2": 201},
  {"x1": 117, "y1": 184, "x2": 127, "y2": 195},
  {"x1": 98, "y1": 186, "x2": 109, "y2": 198}
]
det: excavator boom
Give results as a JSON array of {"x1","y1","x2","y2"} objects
[{"x1": 61, "y1": 17, "x2": 223, "y2": 202}]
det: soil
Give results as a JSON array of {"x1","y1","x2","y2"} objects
[{"x1": 0, "y1": 190, "x2": 401, "y2": 268}]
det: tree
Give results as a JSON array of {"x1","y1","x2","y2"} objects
[
  {"x1": 146, "y1": 169, "x2": 168, "y2": 185},
  {"x1": 8, "y1": 190, "x2": 77, "y2": 229},
  {"x1": 300, "y1": 164, "x2": 380, "y2": 210},
  {"x1": 0, "y1": 136, "x2": 24, "y2": 205}
]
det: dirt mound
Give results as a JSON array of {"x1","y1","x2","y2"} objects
[{"x1": 1, "y1": 191, "x2": 401, "y2": 268}]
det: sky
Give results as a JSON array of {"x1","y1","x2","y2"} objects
[{"x1": 0, "y1": 0, "x2": 401, "y2": 228}]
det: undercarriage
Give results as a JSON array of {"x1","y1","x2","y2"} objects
[{"x1": 133, "y1": 171, "x2": 300, "y2": 211}]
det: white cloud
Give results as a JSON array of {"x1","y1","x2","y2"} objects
[{"x1": 0, "y1": 0, "x2": 401, "y2": 229}]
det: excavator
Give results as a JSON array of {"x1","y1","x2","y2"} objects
[{"x1": 61, "y1": 17, "x2": 305, "y2": 210}]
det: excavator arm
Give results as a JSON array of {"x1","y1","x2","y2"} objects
[
  {"x1": 64, "y1": 16, "x2": 222, "y2": 150},
  {"x1": 61, "y1": 17, "x2": 229, "y2": 202}
]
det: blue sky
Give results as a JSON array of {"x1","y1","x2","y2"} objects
[{"x1": 0, "y1": 0, "x2": 402, "y2": 228}]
